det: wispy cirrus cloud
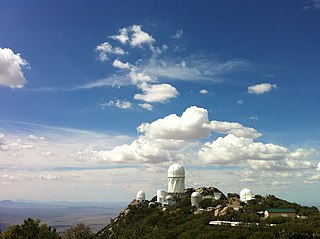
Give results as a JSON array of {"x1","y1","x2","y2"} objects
[
  {"x1": 141, "y1": 57, "x2": 250, "y2": 82},
  {"x1": 74, "y1": 75, "x2": 131, "y2": 90},
  {"x1": 303, "y1": 0, "x2": 320, "y2": 10},
  {"x1": 84, "y1": 25, "x2": 253, "y2": 109},
  {"x1": 172, "y1": 29, "x2": 183, "y2": 39}
]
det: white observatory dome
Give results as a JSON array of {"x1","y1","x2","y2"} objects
[
  {"x1": 165, "y1": 195, "x2": 174, "y2": 201},
  {"x1": 157, "y1": 189, "x2": 168, "y2": 204},
  {"x1": 191, "y1": 192, "x2": 202, "y2": 206},
  {"x1": 240, "y1": 188, "x2": 253, "y2": 202},
  {"x1": 136, "y1": 190, "x2": 146, "y2": 202},
  {"x1": 168, "y1": 163, "x2": 185, "y2": 193},
  {"x1": 164, "y1": 195, "x2": 176, "y2": 206},
  {"x1": 168, "y1": 163, "x2": 185, "y2": 178}
]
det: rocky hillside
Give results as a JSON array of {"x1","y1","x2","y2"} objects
[{"x1": 97, "y1": 188, "x2": 320, "y2": 239}]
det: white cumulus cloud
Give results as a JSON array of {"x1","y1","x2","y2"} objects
[
  {"x1": 130, "y1": 25, "x2": 155, "y2": 47},
  {"x1": 102, "y1": 99, "x2": 133, "y2": 109},
  {"x1": 199, "y1": 89, "x2": 208, "y2": 94},
  {"x1": 139, "y1": 103, "x2": 153, "y2": 111},
  {"x1": 97, "y1": 136, "x2": 184, "y2": 164},
  {"x1": 0, "y1": 47, "x2": 28, "y2": 88},
  {"x1": 110, "y1": 27, "x2": 129, "y2": 44},
  {"x1": 138, "y1": 106, "x2": 212, "y2": 140},
  {"x1": 248, "y1": 83, "x2": 277, "y2": 94},
  {"x1": 134, "y1": 82, "x2": 179, "y2": 103},
  {"x1": 112, "y1": 59, "x2": 133, "y2": 70},
  {"x1": 110, "y1": 25, "x2": 155, "y2": 47},
  {"x1": 199, "y1": 134, "x2": 288, "y2": 165},
  {"x1": 204, "y1": 121, "x2": 262, "y2": 138},
  {"x1": 129, "y1": 71, "x2": 155, "y2": 85},
  {"x1": 95, "y1": 42, "x2": 126, "y2": 61}
]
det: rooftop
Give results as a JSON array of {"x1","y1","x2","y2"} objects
[{"x1": 265, "y1": 208, "x2": 296, "y2": 213}]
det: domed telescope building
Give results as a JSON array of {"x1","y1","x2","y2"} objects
[
  {"x1": 240, "y1": 188, "x2": 253, "y2": 203},
  {"x1": 136, "y1": 190, "x2": 146, "y2": 202},
  {"x1": 168, "y1": 163, "x2": 185, "y2": 193},
  {"x1": 191, "y1": 192, "x2": 202, "y2": 206}
]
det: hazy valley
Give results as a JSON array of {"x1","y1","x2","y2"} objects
[{"x1": 0, "y1": 200, "x2": 127, "y2": 234}]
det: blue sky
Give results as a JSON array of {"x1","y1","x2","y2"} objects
[{"x1": 0, "y1": 0, "x2": 320, "y2": 204}]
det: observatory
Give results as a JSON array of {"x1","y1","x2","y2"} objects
[
  {"x1": 240, "y1": 188, "x2": 253, "y2": 203},
  {"x1": 163, "y1": 195, "x2": 176, "y2": 207},
  {"x1": 214, "y1": 192, "x2": 222, "y2": 200},
  {"x1": 191, "y1": 192, "x2": 202, "y2": 206},
  {"x1": 168, "y1": 163, "x2": 185, "y2": 193},
  {"x1": 157, "y1": 189, "x2": 168, "y2": 204},
  {"x1": 136, "y1": 190, "x2": 146, "y2": 202}
]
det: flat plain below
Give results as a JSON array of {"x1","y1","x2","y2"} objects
[{"x1": 0, "y1": 200, "x2": 127, "y2": 234}]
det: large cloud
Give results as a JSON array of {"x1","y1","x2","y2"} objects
[
  {"x1": 138, "y1": 106, "x2": 211, "y2": 140},
  {"x1": 199, "y1": 134, "x2": 288, "y2": 165},
  {"x1": 98, "y1": 106, "x2": 268, "y2": 164},
  {"x1": 97, "y1": 137, "x2": 185, "y2": 164},
  {"x1": 0, "y1": 47, "x2": 28, "y2": 88},
  {"x1": 138, "y1": 106, "x2": 260, "y2": 140}
]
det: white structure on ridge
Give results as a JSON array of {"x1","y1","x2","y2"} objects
[
  {"x1": 157, "y1": 189, "x2": 168, "y2": 204},
  {"x1": 191, "y1": 192, "x2": 202, "y2": 206},
  {"x1": 168, "y1": 163, "x2": 185, "y2": 193},
  {"x1": 136, "y1": 190, "x2": 146, "y2": 202},
  {"x1": 214, "y1": 192, "x2": 222, "y2": 200},
  {"x1": 163, "y1": 195, "x2": 176, "y2": 206},
  {"x1": 240, "y1": 188, "x2": 253, "y2": 203}
]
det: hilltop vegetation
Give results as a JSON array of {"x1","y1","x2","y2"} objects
[
  {"x1": 1, "y1": 188, "x2": 319, "y2": 239},
  {"x1": 98, "y1": 188, "x2": 320, "y2": 239}
]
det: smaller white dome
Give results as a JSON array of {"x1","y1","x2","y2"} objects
[
  {"x1": 136, "y1": 190, "x2": 146, "y2": 202},
  {"x1": 240, "y1": 188, "x2": 253, "y2": 202},
  {"x1": 168, "y1": 163, "x2": 185, "y2": 177},
  {"x1": 191, "y1": 192, "x2": 202, "y2": 198},
  {"x1": 165, "y1": 195, "x2": 174, "y2": 201},
  {"x1": 191, "y1": 192, "x2": 202, "y2": 206}
]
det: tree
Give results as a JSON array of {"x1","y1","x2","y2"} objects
[
  {"x1": 0, "y1": 218, "x2": 61, "y2": 239},
  {"x1": 63, "y1": 223, "x2": 95, "y2": 239}
]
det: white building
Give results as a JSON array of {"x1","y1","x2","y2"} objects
[
  {"x1": 191, "y1": 192, "x2": 202, "y2": 206},
  {"x1": 163, "y1": 195, "x2": 176, "y2": 207},
  {"x1": 136, "y1": 190, "x2": 146, "y2": 202},
  {"x1": 240, "y1": 188, "x2": 253, "y2": 203},
  {"x1": 157, "y1": 189, "x2": 168, "y2": 204},
  {"x1": 168, "y1": 163, "x2": 185, "y2": 193},
  {"x1": 214, "y1": 192, "x2": 222, "y2": 200}
]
